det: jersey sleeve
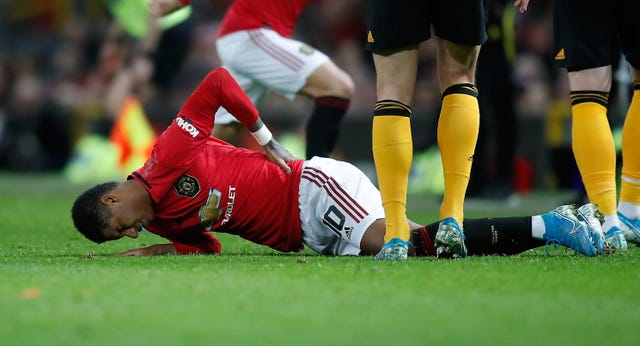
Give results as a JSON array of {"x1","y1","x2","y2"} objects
[
  {"x1": 149, "y1": 225, "x2": 222, "y2": 255},
  {"x1": 139, "y1": 67, "x2": 259, "y2": 184},
  {"x1": 178, "y1": 68, "x2": 259, "y2": 133},
  {"x1": 172, "y1": 232, "x2": 222, "y2": 255}
]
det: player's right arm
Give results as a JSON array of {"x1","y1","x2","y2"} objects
[{"x1": 179, "y1": 68, "x2": 294, "y2": 173}]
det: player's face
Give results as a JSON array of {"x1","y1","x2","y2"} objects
[{"x1": 101, "y1": 204, "x2": 147, "y2": 241}]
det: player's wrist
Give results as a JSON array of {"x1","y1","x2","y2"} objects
[{"x1": 251, "y1": 125, "x2": 273, "y2": 146}]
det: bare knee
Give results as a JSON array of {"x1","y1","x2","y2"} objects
[
  {"x1": 437, "y1": 39, "x2": 480, "y2": 90},
  {"x1": 302, "y1": 61, "x2": 355, "y2": 99}
]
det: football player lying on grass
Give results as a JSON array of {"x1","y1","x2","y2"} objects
[{"x1": 71, "y1": 68, "x2": 606, "y2": 258}]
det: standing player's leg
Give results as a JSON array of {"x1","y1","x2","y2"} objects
[
  {"x1": 433, "y1": 39, "x2": 481, "y2": 258},
  {"x1": 364, "y1": 0, "x2": 429, "y2": 260},
  {"x1": 370, "y1": 48, "x2": 419, "y2": 260},
  {"x1": 568, "y1": 67, "x2": 627, "y2": 249},
  {"x1": 618, "y1": 67, "x2": 640, "y2": 245},
  {"x1": 217, "y1": 28, "x2": 353, "y2": 158},
  {"x1": 555, "y1": 0, "x2": 627, "y2": 250}
]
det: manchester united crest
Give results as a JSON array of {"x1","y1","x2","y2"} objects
[{"x1": 174, "y1": 174, "x2": 200, "y2": 198}]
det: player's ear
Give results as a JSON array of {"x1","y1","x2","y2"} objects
[{"x1": 101, "y1": 194, "x2": 118, "y2": 205}]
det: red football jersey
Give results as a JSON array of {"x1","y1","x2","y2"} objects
[
  {"x1": 129, "y1": 68, "x2": 305, "y2": 254},
  {"x1": 217, "y1": 0, "x2": 311, "y2": 38}
]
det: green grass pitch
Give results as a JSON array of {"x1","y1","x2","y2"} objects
[{"x1": 0, "y1": 173, "x2": 638, "y2": 345}]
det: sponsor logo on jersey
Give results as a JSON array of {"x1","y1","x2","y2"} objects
[
  {"x1": 555, "y1": 48, "x2": 565, "y2": 61},
  {"x1": 221, "y1": 186, "x2": 236, "y2": 225},
  {"x1": 199, "y1": 188, "x2": 222, "y2": 230},
  {"x1": 174, "y1": 174, "x2": 200, "y2": 198},
  {"x1": 175, "y1": 116, "x2": 200, "y2": 138}
]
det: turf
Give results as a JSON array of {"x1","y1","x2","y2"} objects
[{"x1": 0, "y1": 173, "x2": 638, "y2": 345}]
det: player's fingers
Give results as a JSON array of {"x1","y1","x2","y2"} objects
[
  {"x1": 277, "y1": 158, "x2": 292, "y2": 175},
  {"x1": 117, "y1": 249, "x2": 140, "y2": 256}
]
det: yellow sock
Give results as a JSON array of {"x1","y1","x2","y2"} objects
[
  {"x1": 372, "y1": 101, "x2": 413, "y2": 242},
  {"x1": 438, "y1": 84, "x2": 479, "y2": 224},
  {"x1": 620, "y1": 86, "x2": 640, "y2": 204},
  {"x1": 571, "y1": 91, "x2": 617, "y2": 215}
]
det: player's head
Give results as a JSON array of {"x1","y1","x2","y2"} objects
[{"x1": 71, "y1": 182, "x2": 118, "y2": 243}]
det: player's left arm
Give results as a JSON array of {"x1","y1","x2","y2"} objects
[
  {"x1": 118, "y1": 244, "x2": 177, "y2": 256},
  {"x1": 117, "y1": 229, "x2": 222, "y2": 256}
]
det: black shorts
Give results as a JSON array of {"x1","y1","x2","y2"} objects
[
  {"x1": 554, "y1": 0, "x2": 640, "y2": 71},
  {"x1": 365, "y1": 0, "x2": 488, "y2": 53}
]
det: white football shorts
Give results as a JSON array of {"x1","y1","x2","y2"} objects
[
  {"x1": 298, "y1": 157, "x2": 385, "y2": 256},
  {"x1": 214, "y1": 28, "x2": 330, "y2": 124}
]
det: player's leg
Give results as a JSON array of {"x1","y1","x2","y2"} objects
[
  {"x1": 299, "y1": 60, "x2": 354, "y2": 159},
  {"x1": 555, "y1": 0, "x2": 626, "y2": 250},
  {"x1": 364, "y1": 0, "x2": 428, "y2": 260},
  {"x1": 618, "y1": 66, "x2": 640, "y2": 244},
  {"x1": 411, "y1": 204, "x2": 597, "y2": 257},
  {"x1": 230, "y1": 29, "x2": 351, "y2": 159},
  {"x1": 370, "y1": 48, "x2": 418, "y2": 260},
  {"x1": 568, "y1": 67, "x2": 625, "y2": 249},
  {"x1": 433, "y1": 39, "x2": 481, "y2": 259},
  {"x1": 429, "y1": 0, "x2": 486, "y2": 258}
]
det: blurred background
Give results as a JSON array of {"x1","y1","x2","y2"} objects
[{"x1": 0, "y1": 0, "x2": 632, "y2": 201}]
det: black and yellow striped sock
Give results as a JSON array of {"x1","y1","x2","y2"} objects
[
  {"x1": 372, "y1": 100, "x2": 412, "y2": 242},
  {"x1": 438, "y1": 84, "x2": 479, "y2": 224},
  {"x1": 570, "y1": 90, "x2": 617, "y2": 216},
  {"x1": 620, "y1": 84, "x2": 640, "y2": 204}
]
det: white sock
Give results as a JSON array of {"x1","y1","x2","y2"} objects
[
  {"x1": 618, "y1": 202, "x2": 640, "y2": 219},
  {"x1": 531, "y1": 215, "x2": 546, "y2": 240},
  {"x1": 602, "y1": 215, "x2": 621, "y2": 234}
]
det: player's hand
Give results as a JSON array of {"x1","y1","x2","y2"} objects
[
  {"x1": 150, "y1": 0, "x2": 186, "y2": 17},
  {"x1": 263, "y1": 139, "x2": 295, "y2": 175},
  {"x1": 117, "y1": 244, "x2": 178, "y2": 256},
  {"x1": 513, "y1": 0, "x2": 529, "y2": 13}
]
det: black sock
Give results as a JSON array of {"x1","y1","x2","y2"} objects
[
  {"x1": 410, "y1": 226, "x2": 436, "y2": 256},
  {"x1": 424, "y1": 217, "x2": 545, "y2": 256},
  {"x1": 305, "y1": 96, "x2": 349, "y2": 159}
]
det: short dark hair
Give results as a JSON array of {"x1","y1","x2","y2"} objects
[{"x1": 71, "y1": 182, "x2": 118, "y2": 243}]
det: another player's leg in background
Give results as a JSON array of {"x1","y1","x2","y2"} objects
[{"x1": 299, "y1": 60, "x2": 354, "y2": 159}]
